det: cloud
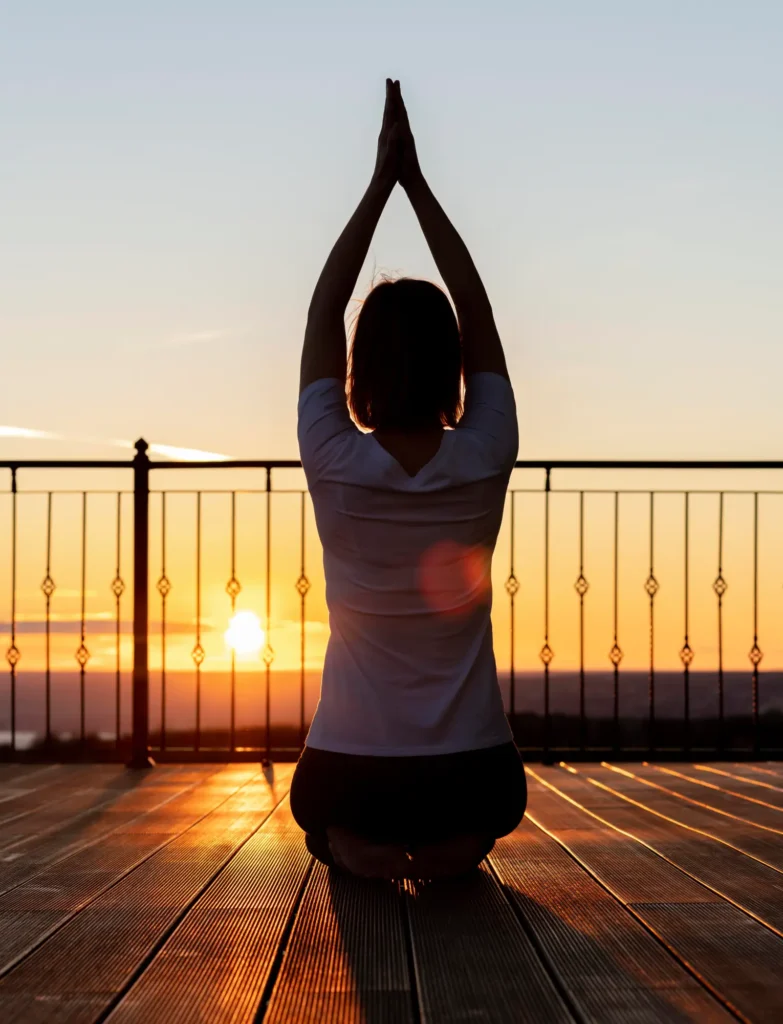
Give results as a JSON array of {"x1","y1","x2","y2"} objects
[
  {"x1": 147, "y1": 443, "x2": 233, "y2": 462},
  {"x1": 0, "y1": 425, "x2": 61, "y2": 440},
  {"x1": 0, "y1": 427, "x2": 233, "y2": 462}
]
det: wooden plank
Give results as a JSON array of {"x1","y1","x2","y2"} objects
[
  {"x1": 0, "y1": 764, "x2": 123, "y2": 818},
  {"x1": 0, "y1": 766, "x2": 218, "y2": 897},
  {"x1": 107, "y1": 800, "x2": 310, "y2": 1024},
  {"x1": 697, "y1": 764, "x2": 783, "y2": 797},
  {"x1": 741, "y1": 763, "x2": 783, "y2": 780},
  {"x1": 526, "y1": 772, "x2": 783, "y2": 1021},
  {"x1": 542, "y1": 765, "x2": 783, "y2": 935},
  {"x1": 595, "y1": 764, "x2": 783, "y2": 871},
  {"x1": 525, "y1": 775, "x2": 721, "y2": 906},
  {"x1": 0, "y1": 765, "x2": 62, "y2": 789},
  {"x1": 653, "y1": 763, "x2": 783, "y2": 810},
  {"x1": 406, "y1": 864, "x2": 574, "y2": 1023},
  {"x1": 490, "y1": 818, "x2": 733, "y2": 1023},
  {"x1": 0, "y1": 769, "x2": 293, "y2": 1023},
  {"x1": 623, "y1": 763, "x2": 783, "y2": 824},
  {"x1": 636, "y1": 903, "x2": 783, "y2": 1022},
  {"x1": 263, "y1": 860, "x2": 411, "y2": 1024},
  {"x1": 0, "y1": 765, "x2": 259, "y2": 974},
  {"x1": 0, "y1": 764, "x2": 183, "y2": 851}
]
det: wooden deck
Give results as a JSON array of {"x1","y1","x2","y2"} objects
[{"x1": 0, "y1": 761, "x2": 781, "y2": 1022}]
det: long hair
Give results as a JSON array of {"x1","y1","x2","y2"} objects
[{"x1": 348, "y1": 277, "x2": 463, "y2": 431}]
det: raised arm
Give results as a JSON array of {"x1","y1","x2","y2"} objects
[
  {"x1": 300, "y1": 80, "x2": 401, "y2": 393},
  {"x1": 394, "y1": 82, "x2": 508, "y2": 380}
]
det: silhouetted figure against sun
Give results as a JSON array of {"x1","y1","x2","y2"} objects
[{"x1": 291, "y1": 79, "x2": 526, "y2": 880}]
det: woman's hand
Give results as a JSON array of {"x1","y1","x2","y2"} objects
[
  {"x1": 394, "y1": 81, "x2": 423, "y2": 190},
  {"x1": 372, "y1": 79, "x2": 402, "y2": 189}
]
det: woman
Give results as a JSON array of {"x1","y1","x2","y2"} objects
[{"x1": 291, "y1": 79, "x2": 526, "y2": 880}]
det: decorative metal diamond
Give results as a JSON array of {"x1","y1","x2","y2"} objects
[
  {"x1": 644, "y1": 574, "x2": 660, "y2": 598},
  {"x1": 41, "y1": 575, "x2": 56, "y2": 598},
  {"x1": 6, "y1": 644, "x2": 21, "y2": 668},
  {"x1": 574, "y1": 574, "x2": 589, "y2": 597},
  {"x1": 505, "y1": 573, "x2": 520, "y2": 597},
  {"x1": 75, "y1": 643, "x2": 90, "y2": 667},
  {"x1": 111, "y1": 575, "x2": 126, "y2": 599},
  {"x1": 226, "y1": 576, "x2": 242, "y2": 600},
  {"x1": 262, "y1": 643, "x2": 275, "y2": 667},
  {"x1": 295, "y1": 574, "x2": 311, "y2": 597},
  {"x1": 609, "y1": 642, "x2": 623, "y2": 666},
  {"x1": 712, "y1": 575, "x2": 728, "y2": 598},
  {"x1": 749, "y1": 643, "x2": 763, "y2": 667},
  {"x1": 156, "y1": 575, "x2": 172, "y2": 598},
  {"x1": 539, "y1": 643, "x2": 554, "y2": 666},
  {"x1": 679, "y1": 643, "x2": 694, "y2": 667},
  {"x1": 191, "y1": 643, "x2": 205, "y2": 666}
]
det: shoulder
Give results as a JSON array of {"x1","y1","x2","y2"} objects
[
  {"x1": 297, "y1": 377, "x2": 365, "y2": 485},
  {"x1": 454, "y1": 372, "x2": 518, "y2": 475}
]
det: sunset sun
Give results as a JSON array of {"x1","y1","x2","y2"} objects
[{"x1": 224, "y1": 611, "x2": 265, "y2": 656}]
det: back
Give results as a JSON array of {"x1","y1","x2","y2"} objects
[{"x1": 298, "y1": 372, "x2": 518, "y2": 755}]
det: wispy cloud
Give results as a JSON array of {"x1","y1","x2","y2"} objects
[
  {"x1": 146, "y1": 443, "x2": 232, "y2": 462},
  {"x1": 0, "y1": 425, "x2": 61, "y2": 440},
  {"x1": 1, "y1": 427, "x2": 234, "y2": 461}
]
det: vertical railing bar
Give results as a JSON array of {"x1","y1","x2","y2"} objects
[
  {"x1": 508, "y1": 490, "x2": 517, "y2": 720},
  {"x1": 158, "y1": 493, "x2": 164, "y2": 753},
  {"x1": 299, "y1": 491, "x2": 307, "y2": 748},
  {"x1": 264, "y1": 468, "x2": 273, "y2": 765},
  {"x1": 683, "y1": 492, "x2": 691, "y2": 753},
  {"x1": 543, "y1": 483, "x2": 551, "y2": 759},
  {"x1": 79, "y1": 491, "x2": 87, "y2": 745},
  {"x1": 578, "y1": 491, "x2": 586, "y2": 752},
  {"x1": 612, "y1": 492, "x2": 620, "y2": 753},
  {"x1": 44, "y1": 491, "x2": 53, "y2": 745},
  {"x1": 716, "y1": 492, "x2": 725, "y2": 753},
  {"x1": 114, "y1": 492, "x2": 123, "y2": 747},
  {"x1": 8, "y1": 471, "x2": 18, "y2": 752},
  {"x1": 160, "y1": 492, "x2": 168, "y2": 753},
  {"x1": 647, "y1": 492, "x2": 657, "y2": 755},
  {"x1": 131, "y1": 438, "x2": 152, "y2": 769},
  {"x1": 229, "y1": 491, "x2": 237, "y2": 753},
  {"x1": 195, "y1": 492, "x2": 202, "y2": 753},
  {"x1": 751, "y1": 492, "x2": 760, "y2": 754}
]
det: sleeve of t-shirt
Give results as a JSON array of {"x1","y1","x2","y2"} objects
[
  {"x1": 297, "y1": 377, "x2": 357, "y2": 485},
  {"x1": 459, "y1": 372, "x2": 519, "y2": 473}
]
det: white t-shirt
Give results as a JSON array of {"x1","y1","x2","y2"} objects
[{"x1": 297, "y1": 371, "x2": 518, "y2": 756}]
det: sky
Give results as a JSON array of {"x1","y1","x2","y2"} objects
[
  {"x1": 2, "y1": 2, "x2": 783, "y2": 687},
  {"x1": 2, "y1": 1, "x2": 782, "y2": 461}
]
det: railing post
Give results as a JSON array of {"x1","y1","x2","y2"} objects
[{"x1": 130, "y1": 438, "x2": 155, "y2": 769}]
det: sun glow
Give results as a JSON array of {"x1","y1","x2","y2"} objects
[{"x1": 224, "y1": 611, "x2": 265, "y2": 656}]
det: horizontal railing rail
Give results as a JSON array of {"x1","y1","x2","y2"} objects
[{"x1": 2, "y1": 440, "x2": 782, "y2": 766}]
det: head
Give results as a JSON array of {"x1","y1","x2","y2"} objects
[{"x1": 348, "y1": 277, "x2": 463, "y2": 432}]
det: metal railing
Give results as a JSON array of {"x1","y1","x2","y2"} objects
[{"x1": 2, "y1": 441, "x2": 782, "y2": 765}]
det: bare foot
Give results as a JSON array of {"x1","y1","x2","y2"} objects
[
  {"x1": 327, "y1": 826, "x2": 411, "y2": 880},
  {"x1": 407, "y1": 834, "x2": 493, "y2": 880}
]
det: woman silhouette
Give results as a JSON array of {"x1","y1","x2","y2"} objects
[{"x1": 291, "y1": 79, "x2": 526, "y2": 879}]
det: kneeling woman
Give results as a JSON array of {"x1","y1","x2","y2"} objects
[{"x1": 291, "y1": 80, "x2": 526, "y2": 880}]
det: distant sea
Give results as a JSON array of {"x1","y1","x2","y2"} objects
[{"x1": 1, "y1": 669, "x2": 780, "y2": 753}]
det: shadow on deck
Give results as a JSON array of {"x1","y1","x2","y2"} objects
[{"x1": 0, "y1": 759, "x2": 780, "y2": 1022}]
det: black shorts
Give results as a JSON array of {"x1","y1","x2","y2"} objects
[{"x1": 290, "y1": 740, "x2": 526, "y2": 848}]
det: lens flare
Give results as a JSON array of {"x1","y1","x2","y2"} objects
[{"x1": 417, "y1": 541, "x2": 491, "y2": 616}]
